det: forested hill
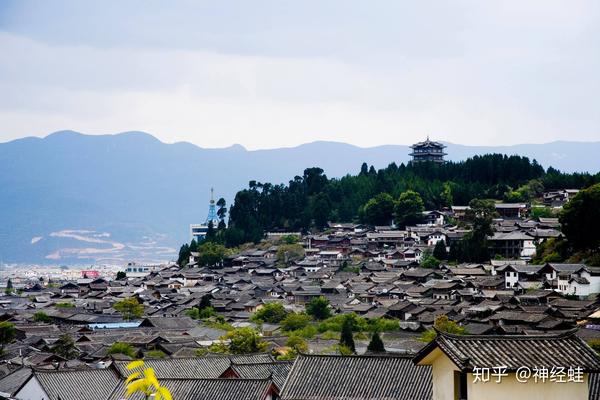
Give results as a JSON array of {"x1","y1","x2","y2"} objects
[
  {"x1": 225, "y1": 154, "x2": 600, "y2": 245},
  {"x1": 2, "y1": 130, "x2": 600, "y2": 263}
]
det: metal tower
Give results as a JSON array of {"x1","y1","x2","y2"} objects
[{"x1": 205, "y1": 187, "x2": 219, "y2": 226}]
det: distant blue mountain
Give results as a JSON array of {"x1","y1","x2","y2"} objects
[{"x1": 1, "y1": 131, "x2": 599, "y2": 264}]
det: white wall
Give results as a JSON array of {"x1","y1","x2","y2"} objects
[{"x1": 15, "y1": 376, "x2": 48, "y2": 400}]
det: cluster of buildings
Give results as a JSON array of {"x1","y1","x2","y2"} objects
[{"x1": 0, "y1": 140, "x2": 596, "y2": 399}]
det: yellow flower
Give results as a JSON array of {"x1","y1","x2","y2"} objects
[
  {"x1": 127, "y1": 360, "x2": 144, "y2": 370},
  {"x1": 156, "y1": 386, "x2": 173, "y2": 400},
  {"x1": 125, "y1": 372, "x2": 140, "y2": 384}
]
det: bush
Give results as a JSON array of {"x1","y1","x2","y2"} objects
[
  {"x1": 420, "y1": 315, "x2": 468, "y2": 342},
  {"x1": 339, "y1": 315, "x2": 356, "y2": 353},
  {"x1": 204, "y1": 317, "x2": 234, "y2": 332},
  {"x1": 33, "y1": 311, "x2": 52, "y2": 323},
  {"x1": 107, "y1": 342, "x2": 137, "y2": 358},
  {"x1": 209, "y1": 327, "x2": 268, "y2": 354},
  {"x1": 55, "y1": 302, "x2": 75, "y2": 308},
  {"x1": 420, "y1": 254, "x2": 440, "y2": 269},
  {"x1": 588, "y1": 339, "x2": 600, "y2": 354},
  {"x1": 318, "y1": 313, "x2": 368, "y2": 333},
  {"x1": 286, "y1": 335, "x2": 308, "y2": 353},
  {"x1": 280, "y1": 312, "x2": 312, "y2": 332},
  {"x1": 368, "y1": 317, "x2": 400, "y2": 332},
  {"x1": 113, "y1": 297, "x2": 144, "y2": 320},
  {"x1": 145, "y1": 350, "x2": 167, "y2": 359},
  {"x1": 294, "y1": 325, "x2": 318, "y2": 339},
  {"x1": 367, "y1": 331, "x2": 385, "y2": 352},
  {"x1": 186, "y1": 306, "x2": 215, "y2": 320},
  {"x1": 320, "y1": 331, "x2": 340, "y2": 340}
]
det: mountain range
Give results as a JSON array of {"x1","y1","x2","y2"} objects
[{"x1": 1, "y1": 130, "x2": 599, "y2": 265}]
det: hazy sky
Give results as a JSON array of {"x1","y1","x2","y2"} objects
[{"x1": 1, "y1": 0, "x2": 599, "y2": 149}]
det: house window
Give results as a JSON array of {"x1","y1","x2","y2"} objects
[{"x1": 454, "y1": 371, "x2": 468, "y2": 400}]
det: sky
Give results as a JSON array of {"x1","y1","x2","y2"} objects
[{"x1": 1, "y1": 0, "x2": 599, "y2": 149}]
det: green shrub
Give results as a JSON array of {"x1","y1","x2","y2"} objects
[
  {"x1": 55, "y1": 302, "x2": 75, "y2": 308},
  {"x1": 145, "y1": 350, "x2": 167, "y2": 359},
  {"x1": 250, "y1": 303, "x2": 288, "y2": 323},
  {"x1": 107, "y1": 342, "x2": 137, "y2": 358},
  {"x1": 281, "y1": 312, "x2": 312, "y2": 332},
  {"x1": 33, "y1": 311, "x2": 52, "y2": 323}
]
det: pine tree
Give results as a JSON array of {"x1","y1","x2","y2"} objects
[
  {"x1": 367, "y1": 331, "x2": 385, "y2": 352},
  {"x1": 433, "y1": 240, "x2": 448, "y2": 260},
  {"x1": 339, "y1": 316, "x2": 355, "y2": 353},
  {"x1": 206, "y1": 221, "x2": 216, "y2": 242},
  {"x1": 198, "y1": 294, "x2": 211, "y2": 310}
]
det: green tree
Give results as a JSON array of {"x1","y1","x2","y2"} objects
[
  {"x1": 420, "y1": 254, "x2": 440, "y2": 269},
  {"x1": 432, "y1": 240, "x2": 448, "y2": 260},
  {"x1": 33, "y1": 311, "x2": 52, "y2": 323},
  {"x1": 114, "y1": 297, "x2": 144, "y2": 321},
  {"x1": 286, "y1": 334, "x2": 308, "y2": 354},
  {"x1": 197, "y1": 241, "x2": 228, "y2": 267},
  {"x1": 276, "y1": 244, "x2": 305, "y2": 266},
  {"x1": 367, "y1": 331, "x2": 385, "y2": 352},
  {"x1": 216, "y1": 198, "x2": 227, "y2": 230},
  {"x1": 420, "y1": 315, "x2": 468, "y2": 342},
  {"x1": 186, "y1": 306, "x2": 215, "y2": 320},
  {"x1": 51, "y1": 334, "x2": 79, "y2": 359},
  {"x1": 116, "y1": 271, "x2": 126, "y2": 280},
  {"x1": 362, "y1": 193, "x2": 395, "y2": 225},
  {"x1": 280, "y1": 234, "x2": 300, "y2": 244},
  {"x1": 198, "y1": 294, "x2": 212, "y2": 310},
  {"x1": 560, "y1": 183, "x2": 600, "y2": 251},
  {"x1": 251, "y1": 303, "x2": 288, "y2": 323},
  {"x1": 306, "y1": 296, "x2": 331, "y2": 320},
  {"x1": 440, "y1": 182, "x2": 454, "y2": 207},
  {"x1": 177, "y1": 243, "x2": 191, "y2": 267},
  {"x1": 210, "y1": 327, "x2": 267, "y2": 354},
  {"x1": 205, "y1": 220, "x2": 216, "y2": 242},
  {"x1": 107, "y1": 342, "x2": 137, "y2": 358},
  {"x1": 281, "y1": 312, "x2": 312, "y2": 332},
  {"x1": 0, "y1": 322, "x2": 16, "y2": 353},
  {"x1": 394, "y1": 190, "x2": 425, "y2": 228},
  {"x1": 339, "y1": 315, "x2": 356, "y2": 353},
  {"x1": 459, "y1": 198, "x2": 496, "y2": 262},
  {"x1": 311, "y1": 192, "x2": 332, "y2": 229},
  {"x1": 5, "y1": 279, "x2": 13, "y2": 295}
]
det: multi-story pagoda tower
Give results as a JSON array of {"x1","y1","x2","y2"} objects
[{"x1": 409, "y1": 136, "x2": 447, "y2": 163}]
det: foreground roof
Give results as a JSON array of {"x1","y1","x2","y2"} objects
[
  {"x1": 109, "y1": 377, "x2": 274, "y2": 400},
  {"x1": 29, "y1": 368, "x2": 121, "y2": 400},
  {"x1": 414, "y1": 329, "x2": 600, "y2": 372},
  {"x1": 280, "y1": 353, "x2": 431, "y2": 400}
]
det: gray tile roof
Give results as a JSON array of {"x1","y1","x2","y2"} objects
[
  {"x1": 0, "y1": 367, "x2": 32, "y2": 396},
  {"x1": 280, "y1": 354, "x2": 431, "y2": 400},
  {"x1": 414, "y1": 329, "x2": 600, "y2": 372},
  {"x1": 109, "y1": 377, "x2": 273, "y2": 400},
  {"x1": 29, "y1": 368, "x2": 121, "y2": 400},
  {"x1": 230, "y1": 361, "x2": 293, "y2": 390},
  {"x1": 113, "y1": 357, "x2": 231, "y2": 379}
]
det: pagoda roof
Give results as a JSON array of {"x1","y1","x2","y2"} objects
[{"x1": 410, "y1": 138, "x2": 446, "y2": 149}]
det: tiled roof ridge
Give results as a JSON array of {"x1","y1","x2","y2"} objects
[
  {"x1": 31, "y1": 366, "x2": 118, "y2": 375},
  {"x1": 296, "y1": 352, "x2": 416, "y2": 359},
  {"x1": 230, "y1": 360, "x2": 293, "y2": 366},
  {"x1": 435, "y1": 327, "x2": 578, "y2": 341},
  {"x1": 154, "y1": 376, "x2": 274, "y2": 382}
]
